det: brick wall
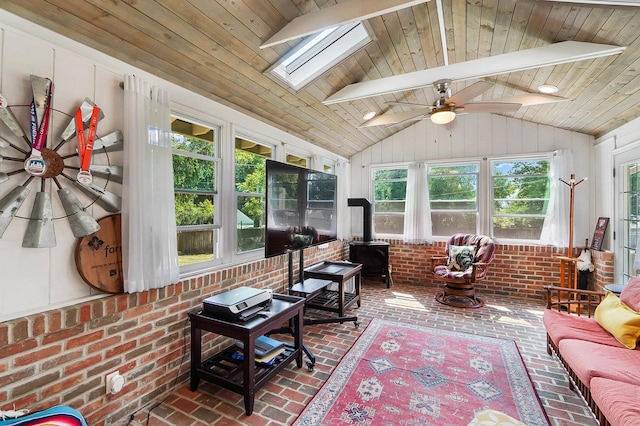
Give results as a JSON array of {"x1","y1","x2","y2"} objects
[
  {"x1": 0, "y1": 241, "x2": 345, "y2": 426},
  {"x1": 383, "y1": 239, "x2": 615, "y2": 299},
  {"x1": 0, "y1": 239, "x2": 614, "y2": 425}
]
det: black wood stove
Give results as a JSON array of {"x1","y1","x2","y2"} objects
[{"x1": 348, "y1": 198, "x2": 392, "y2": 288}]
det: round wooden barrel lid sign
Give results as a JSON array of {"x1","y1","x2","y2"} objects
[{"x1": 75, "y1": 214, "x2": 124, "y2": 293}]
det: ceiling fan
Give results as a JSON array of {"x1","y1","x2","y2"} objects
[{"x1": 359, "y1": 80, "x2": 568, "y2": 127}]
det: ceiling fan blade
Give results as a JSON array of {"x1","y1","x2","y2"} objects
[
  {"x1": 260, "y1": 0, "x2": 429, "y2": 48},
  {"x1": 358, "y1": 110, "x2": 428, "y2": 127},
  {"x1": 446, "y1": 81, "x2": 493, "y2": 106},
  {"x1": 459, "y1": 102, "x2": 522, "y2": 113},
  {"x1": 495, "y1": 93, "x2": 569, "y2": 106},
  {"x1": 323, "y1": 41, "x2": 625, "y2": 104}
]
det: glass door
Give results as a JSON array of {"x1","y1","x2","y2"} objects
[{"x1": 616, "y1": 151, "x2": 640, "y2": 281}]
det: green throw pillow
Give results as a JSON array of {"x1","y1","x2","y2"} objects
[{"x1": 448, "y1": 245, "x2": 476, "y2": 271}]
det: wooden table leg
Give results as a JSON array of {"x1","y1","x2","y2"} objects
[
  {"x1": 189, "y1": 324, "x2": 201, "y2": 391},
  {"x1": 242, "y1": 337, "x2": 256, "y2": 415}
]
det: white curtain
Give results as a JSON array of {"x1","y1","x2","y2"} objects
[
  {"x1": 404, "y1": 162, "x2": 432, "y2": 243},
  {"x1": 540, "y1": 149, "x2": 573, "y2": 247},
  {"x1": 335, "y1": 161, "x2": 351, "y2": 240},
  {"x1": 122, "y1": 75, "x2": 179, "y2": 293}
]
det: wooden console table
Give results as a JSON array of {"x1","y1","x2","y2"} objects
[
  {"x1": 188, "y1": 294, "x2": 305, "y2": 415},
  {"x1": 289, "y1": 261, "x2": 361, "y2": 327}
]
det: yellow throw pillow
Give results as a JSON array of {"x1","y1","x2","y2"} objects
[{"x1": 594, "y1": 292, "x2": 640, "y2": 349}]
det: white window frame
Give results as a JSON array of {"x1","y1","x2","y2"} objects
[
  {"x1": 370, "y1": 164, "x2": 409, "y2": 238},
  {"x1": 170, "y1": 114, "x2": 222, "y2": 274},
  {"x1": 234, "y1": 133, "x2": 275, "y2": 259},
  {"x1": 489, "y1": 154, "x2": 552, "y2": 242},
  {"x1": 427, "y1": 161, "x2": 480, "y2": 238},
  {"x1": 614, "y1": 143, "x2": 640, "y2": 282},
  {"x1": 372, "y1": 154, "x2": 554, "y2": 244}
]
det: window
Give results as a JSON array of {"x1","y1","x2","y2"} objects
[
  {"x1": 620, "y1": 159, "x2": 640, "y2": 280},
  {"x1": 372, "y1": 167, "x2": 407, "y2": 235},
  {"x1": 491, "y1": 158, "x2": 550, "y2": 240},
  {"x1": 428, "y1": 163, "x2": 479, "y2": 236},
  {"x1": 268, "y1": 22, "x2": 372, "y2": 90},
  {"x1": 171, "y1": 116, "x2": 220, "y2": 268},
  {"x1": 235, "y1": 137, "x2": 272, "y2": 253},
  {"x1": 286, "y1": 153, "x2": 308, "y2": 168}
]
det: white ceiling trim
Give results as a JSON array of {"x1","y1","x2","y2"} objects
[
  {"x1": 323, "y1": 41, "x2": 626, "y2": 104},
  {"x1": 546, "y1": 0, "x2": 640, "y2": 6},
  {"x1": 260, "y1": 0, "x2": 430, "y2": 49}
]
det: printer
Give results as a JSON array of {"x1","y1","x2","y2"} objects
[{"x1": 203, "y1": 287, "x2": 272, "y2": 321}]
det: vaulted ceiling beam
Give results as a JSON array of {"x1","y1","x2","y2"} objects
[
  {"x1": 260, "y1": 0, "x2": 430, "y2": 49},
  {"x1": 323, "y1": 41, "x2": 626, "y2": 104}
]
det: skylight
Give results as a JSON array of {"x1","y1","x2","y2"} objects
[{"x1": 268, "y1": 22, "x2": 372, "y2": 91}]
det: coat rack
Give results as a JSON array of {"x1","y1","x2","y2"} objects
[{"x1": 556, "y1": 174, "x2": 586, "y2": 293}]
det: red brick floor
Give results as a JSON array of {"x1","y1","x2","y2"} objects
[{"x1": 128, "y1": 281, "x2": 597, "y2": 426}]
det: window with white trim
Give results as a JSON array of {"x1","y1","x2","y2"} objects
[
  {"x1": 286, "y1": 152, "x2": 309, "y2": 168},
  {"x1": 171, "y1": 116, "x2": 220, "y2": 269},
  {"x1": 372, "y1": 167, "x2": 408, "y2": 235},
  {"x1": 235, "y1": 137, "x2": 272, "y2": 253},
  {"x1": 428, "y1": 163, "x2": 479, "y2": 236},
  {"x1": 491, "y1": 158, "x2": 550, "y2": 240}
]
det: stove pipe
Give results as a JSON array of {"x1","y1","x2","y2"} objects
[{"x1": 348, "y1": 198, "x2": 372, "y2": 242}]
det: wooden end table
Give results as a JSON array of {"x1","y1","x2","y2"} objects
[{"x1": 188, "y1": 293, "x2": 305, "y2": 415}]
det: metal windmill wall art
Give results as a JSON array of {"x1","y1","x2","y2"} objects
[{"x1": 0, "y1": 74, "x2": 123, "y2": 248}]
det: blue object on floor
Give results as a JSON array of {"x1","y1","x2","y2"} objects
[{"x1": 0, "y1": 405, "x2": 87, "y2": 425}]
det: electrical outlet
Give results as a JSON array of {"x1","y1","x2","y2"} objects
[{"x1": 105, "y1": 370, "x2": 125, "y2": 394}]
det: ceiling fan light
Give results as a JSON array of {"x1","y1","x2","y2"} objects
[
  {"x1": 538, "y1": 84, "x2": 559, "y2": 94},
  {"x1": 363, "y1": 111, "x2": 376, "y2": 120},
  {"x1": 431, "y1": 110, "x2": 456, "y2": 124}
]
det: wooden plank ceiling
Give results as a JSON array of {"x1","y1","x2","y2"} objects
[{"x1": 2, "y1": 1, "x2": 639, "y2": 158}]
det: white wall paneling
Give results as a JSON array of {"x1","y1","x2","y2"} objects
[
  {"x1": 350, "y1": 111, "x2": 597, "y2": 245},
  {"x1": 0, "y1": 12, "x2": 348, "y2": 321}
]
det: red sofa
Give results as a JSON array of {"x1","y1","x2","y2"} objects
[{"x1": 543, "y1": 280, "x2": 640, "y2": 426}]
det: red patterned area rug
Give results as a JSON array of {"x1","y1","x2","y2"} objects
[{"x1": 294, "y1": 319, "x2": 549, "y2": 426}]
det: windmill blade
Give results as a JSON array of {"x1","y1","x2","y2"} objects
[
  {"x1": 73, "y1": 180, "x2": 122, "y2": 213},
  {"x1": 57, "y1": 187, "x2": 101, "y2": 238},
  {"x1": 458, "y1": 102, "x2": 522, "y2": 113},
  {"x1": 0, "y1": 185, "x2": 30, "y2": 237},
  {"x1": 323, "y1": 41, "x2": 625, "y2": 104},
  {"x1": 66, "y1": 165, "x2": 123, "y2": 184},
  {"x1": 494, "y1": 93, "x2": 569, "y2": 106},
  {"x1": 0, "y1": 93, "x2": 32, "y2": 148},
  {"x1": 58, "y1": 97, "x2": 105, "y2": 142},
  {"x1": 92, "y1": 130, "x2": 123, "y2": 152},
  {"x1": 446, "y1": 81, "x2": 493, "y2": 106},
  {"x1": 30, "y1": 75, "x2": 51, "y2": 127},
  {"x1": 22, "y1": 191, "x2": 56, "y2": 248},
  {"x1": 359, "y1": 109, "x2": 428, "y2": 127}
]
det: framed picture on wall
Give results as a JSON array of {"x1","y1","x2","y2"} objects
[{"x1": 591, "y1": 217, "x2": 609, "y2": 251}]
